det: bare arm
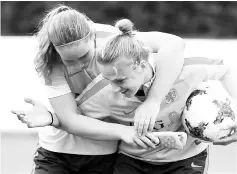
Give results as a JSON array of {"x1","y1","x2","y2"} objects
[
  {"x1": 143, "y1": 32, "x2": 185, "y2": 103},
  {"x1": 213, "y1": 66, "x2": 237, "y2": 145},
  {"x1": 49, "y1": 92, "x2": 125, "y2": 141},
  {"x1": 146, "y1": 32, "x2": 185, "y2": 103},
  {"x1": 134, "y1": 32, "x2": 185, "y2": 135},
  {"x1": 12, "y1": 93, "x2": 159, "y2": 148}
]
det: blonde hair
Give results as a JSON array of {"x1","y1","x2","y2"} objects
[
  {"x1": 97, "y1": 19, "x2": 149, "y2": 65},
  {"x1": 34, "y1": 4, "x2": 93, "y2": 82}
]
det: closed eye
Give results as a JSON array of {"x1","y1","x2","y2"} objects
[
  {"x1": 114, "y1": 79, "x2": 125, "y2": 84},
  {"x1": 79, "y1": 51, "x2": 89, "y2": 60}
]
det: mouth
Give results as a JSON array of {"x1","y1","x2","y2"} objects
[{"x1": 120, "y1": 88, "x2": 129, "y2": 95}]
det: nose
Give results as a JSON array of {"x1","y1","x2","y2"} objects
[{"x1": 111, "y1": 82, "x2": 121, "y2": 92}]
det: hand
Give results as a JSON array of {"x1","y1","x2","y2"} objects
[
  {"x1": 134, "y1": 99, "x2": 161, "y2": 136},
  {"x1": 213, "y1": 123, "x2": 237, "y2": 146},
  {"x1": 120, "y1": 126, "x2": 159, "y2": 149},
  {"x1": 11, "y1": 98, "x2": 52, "y2": 128}
]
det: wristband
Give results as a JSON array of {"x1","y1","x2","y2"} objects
[{"x1": 48, "y1": 111, "x2": 54, "y2": 126}]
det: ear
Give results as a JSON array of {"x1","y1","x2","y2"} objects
[
  {"x1": 131, "y1": 63, "x2": 138, "y2": 70},
  {"x1": 132, "y1": 61, "x2": 146, "y2": 73},
  {"x1": 140, "y1": 60, "x2": 148, "y2": 69}
]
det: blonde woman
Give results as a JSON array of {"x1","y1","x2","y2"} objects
[{"x1": 12, "y1": 4, "x2": 185, "y2": 174}]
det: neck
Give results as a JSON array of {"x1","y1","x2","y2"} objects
[{"x1": 143, "y1": 63, "x2": 153, "y2": 84}]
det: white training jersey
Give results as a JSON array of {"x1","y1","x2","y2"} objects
[
  {"x1": 72, "y1": 57, "x2": 228, "y2": 163},
  {"x1": 114, "y1": 57, "x2": 228, "y2": 163},
  {"x1": 38, "y1": 23, "x2": 119, "y2": 155}
]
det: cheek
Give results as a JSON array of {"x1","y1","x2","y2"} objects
[
  {"x1": 87, "y1": 51, "x2": 94, "y2": 61},
  {"x1": 83, "y1": 50, "x2": 94, "y2": 64}
]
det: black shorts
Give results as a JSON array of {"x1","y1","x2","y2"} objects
[
  {"x1": 114, "y1": 150, "x2": 208, "y2": 174},
  {"x1": 32, "y1": 147, "x2": 117, "y2": 174}
]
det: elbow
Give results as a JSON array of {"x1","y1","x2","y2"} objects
[
  {"x1": 166, "y1": 33, "x2": 186, "y2": 51},
  {"x1": 64, "y1": 126, "x2": 76, "y2": 135},
  {"x1": 59, "y1": 120, "x2": 73, "y2": 133},
  {"x1": 58, "y1": 114, "x2": 85, "y2": 136},
  {"x1": 173, "y1": 35, "x2": 186, "y2": 50},
  {"x1": 56, "y1": 113, "x2": 77, "y2": 134}
]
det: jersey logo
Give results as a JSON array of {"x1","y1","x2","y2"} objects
[
  {"x1": 168, "y1": 111, "x2": 181, "y2": 127},
  {"x1": 153, "y1": 120, "x2": 165, "y2": 131},
  {"x1": 123, "y1": 108, "x2": 136, "y2": 115},
  {"x1": 165, "y1": 88, "x2": 178, "y2": 104}
]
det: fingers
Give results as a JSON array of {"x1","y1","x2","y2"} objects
[
  {"x1": 135, "y1": 114, "x2": 157, "y2": 136},
  {"x1": 146, "y1": 133, "x2": 160, "y2": 145},
  {"x1": 12, "y1": 110, "x2": 32, "y2": 127},
  {"x1": 138, "y1": 116, "x2": 155, "y2": 136},
  {"x1": 134, "y1": 137, "x2": 148, "y2": 149},
  {"x1": 16, "y1": 114, "x2": 27, "y2": 123},
  {"x1": 148, "y1": 115, "x2": 156, "y2": 132},
  {"x1": 15, "y1": 114, "x2": 36, "y2": 128},
  {"x1": 142, "y1": 117, "x2": 150, "y2": 136},
  {"x1": 213, "y1": 138, "x2": 236, "y2": 146},
  {"x1": 139, "y1": 136, "x2": 156, "y2": 148},
  {"x1": 134, "y1": 115, "x2": 140, "y2": 134},
  {"x1": 137, "y1": 116, "x2": 148, "y2": 136},
  {"x1": 213, "y1": 129, "x2": 237, "y2": 146},
  {"x1": 11, "y1": 110, "x2": 26, "y2": 116},
  {"x1": 24, "y1": 97, "x2": 38, "y2": 106}
]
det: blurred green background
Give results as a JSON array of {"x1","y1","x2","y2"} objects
[{"x1": 2, "y1": 1, "x2": 237, "y2": 38}]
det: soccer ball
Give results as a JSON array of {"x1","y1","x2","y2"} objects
[{"x1": 182, "y1": 81, "x2": 237, "y2": 142}]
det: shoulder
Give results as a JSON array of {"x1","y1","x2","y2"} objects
[
  {"x1": 179, "y1": 57, "x2": 229, "y2": 86},
  {"x1": 40, "y1": 65, "x2": 71, "y2": 98},
  {"x1": 136, "y1": 31, "x2": 182, "y2": 40},
  {"x1": 135, "y1": 31, "x2": 184, "y2": 52}
]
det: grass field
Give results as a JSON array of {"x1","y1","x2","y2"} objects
[{"x1": 0, "y1": 37, "x2": 237, "y2": 174}]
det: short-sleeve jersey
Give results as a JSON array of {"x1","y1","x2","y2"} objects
[
  {"x1": 38, "y1": 23, "x2": 119, "y2": 155},
  {"x1": 115, "y1": 57, "x2": 228, "y2": 163},
  {"x1": 71, "y1": 57, "x2": 228, "y2": 162}
]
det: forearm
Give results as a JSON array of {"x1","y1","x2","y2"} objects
[
  {"x1": 52, "y1": 111, "x2": 126, "y2": 141},
  {"x1": 63, "y1": 114, "x2": 126, "y2": 141},
  {"x1": 48, "y1": 92, "x2": 128, "y2": 141},
  {"x1": 147, "y1": 36, "x2": 185, "y2": 103}
]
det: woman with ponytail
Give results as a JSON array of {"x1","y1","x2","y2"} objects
[{"x1": 12, "y1": 4, "x2": 185, "y2": 174}]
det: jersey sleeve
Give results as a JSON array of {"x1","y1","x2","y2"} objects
[
  {"x1": 180, "y1": 58, "x2": 229, "y2": 89},
  {"x1": 40, "y1": 66, "x2": 71, "y2": 99}
]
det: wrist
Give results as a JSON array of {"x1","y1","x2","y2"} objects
[{"x1": 48, "y1": 111, "x2": 60, "y2": 128}]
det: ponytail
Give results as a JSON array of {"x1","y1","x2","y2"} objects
[{"x1": 34, "y1": 5, "x2": 70, "y2": 83}]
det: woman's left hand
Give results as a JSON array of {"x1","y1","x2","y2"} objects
[
  {"x1": 213, "y1": 123, "x2": 237, "y2": 146},
  {"x1": 134, "y1": 99, "x2": 160, "y2": 136}
]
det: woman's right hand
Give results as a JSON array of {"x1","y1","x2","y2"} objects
[
  {"x1": 119, "y1": 126, "x2": 159, "y2": 149},
  {"x1": 11, "y1": 98, "x2": 54, "y2": 128}
]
